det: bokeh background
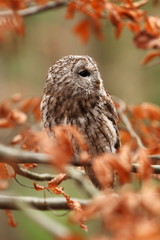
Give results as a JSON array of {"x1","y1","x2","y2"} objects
[{"x1": 0, "y1": 3, "x2": 160, "y2": 240}]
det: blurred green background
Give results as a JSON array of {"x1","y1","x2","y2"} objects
[{"x1": 0, "y1": 3, "x2": 160, "y2": 240}]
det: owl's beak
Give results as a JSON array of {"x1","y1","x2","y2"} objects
[{"x1": 93, "y1": 78, "x2": 101, "y2": 86}]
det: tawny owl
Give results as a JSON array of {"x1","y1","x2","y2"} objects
[{"x1": 41, "y1": 55, "x2": 120, "y2": 189}]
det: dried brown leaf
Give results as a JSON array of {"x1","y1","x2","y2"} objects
[{"x1": 5, "y1": 210, "x2": 16, "y2": 227}]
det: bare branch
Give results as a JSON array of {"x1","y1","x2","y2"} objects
[
  {"x1": 0, "y1": 144, "x2": 89, "y2": 166},
  {"x1": 0, "y1": 144, "x2": 160, "y2": 175},
  {"x1": 67, "y1": 167, "x2": 98, "y2": 197},
  {"x1": 12, "y1": 164, "x2": 59, "y2": 181},
  {"x1": 0, "y1": 195, "x2": 88, "y2": 210},
  {"x1": 0, "y1": 144, "x2": 51, "y2": 165},
  {"x1": 0, "y1": 1, "x2": 68, "y2": 17}
]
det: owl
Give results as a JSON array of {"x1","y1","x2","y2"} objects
[{"x1": 41, "y1": 55, "x2": 120, "y2": 189}]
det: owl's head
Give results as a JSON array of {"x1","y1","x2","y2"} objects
[{"x1": 45, "y1": 55, "x2": 104, "y2": 96}]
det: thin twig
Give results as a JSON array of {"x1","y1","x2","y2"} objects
[
  {"x1": 16, "y1": 198, "x2": 71, "y2": 238},
  {"x1": 67, "y1": 167, "x2": 98, "y2": 197},
  {"x1": 113, "y1": 96, "x2": 145, "y2": 149},
  {"x1": 0, "y1": 1, "x2": 68, "y2": 17},
  {"x1": 12, "y1": 164, "x2": 60, "y2": 181},
  {"x1": 12, "y1": 164, "x2": 95, "y2": 197}
]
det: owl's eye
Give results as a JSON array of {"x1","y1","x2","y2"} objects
[{"x1": 78, "y1": 70, "x2": 90, "y2": 77}]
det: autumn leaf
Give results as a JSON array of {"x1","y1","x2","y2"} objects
[
  {"x1": 137, "y1": 149, "x2": 152, "y2": 179},
  {"x1": 5, "y1": 210, "x2": 16, "y2": 227},
  {"x1": 141, "y1": 51, "x2": 160, "y2": 65},
  {"x1": 21, "y1": 163, "x2": 38, "y2": 169},
  {"x1": 0, "y1": 163, "x2": 15, "y2": 179},
  {"x1": 74, "y1": 19, "x2": 90, "y2": 43},
  {"x1": 10, "y1": 134, "x2": 23, "y2": 145},
  {"x1": 131, "y1": 103, "x2": 160, "y2": 120},
  {"x1": 20, "y1": 97, "x2": 41, "y2": 121},
  {"x1": 33, "y1": 182, "x2": 45, "y2": 191},
  {"x1": 8, "y1": 109, "x2": 27, "y2": 124},
  {"x1": 47, "y1": 174, "x2": 68, "y2": 189},
  {"x1": 0, "y1": 100, "x2": 11, "y2": 117}
]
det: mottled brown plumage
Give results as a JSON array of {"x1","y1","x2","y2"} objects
[{"x1": 41, "y1": 55, "x2": 120, "y2": 189}]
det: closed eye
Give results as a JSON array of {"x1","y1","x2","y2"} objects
[{"x1": 78, "y1": 70, "x2": 90, "y2": 77}]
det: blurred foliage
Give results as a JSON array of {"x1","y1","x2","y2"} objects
[{"x1": 0, "y1": 6, "x2": 160, "y2": 104}]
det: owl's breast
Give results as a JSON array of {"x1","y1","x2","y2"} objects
[{"x1": 41, "y1": 92, "x2": 119, "y2": 155}]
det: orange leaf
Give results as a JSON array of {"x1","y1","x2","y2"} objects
[
  {"x1": 5, "y1": 210, "x2": 16, "y2": 227},
  {"x1": 137, "y1": 149, "x2": 152, "y2": 179},
  {"x1": 47, "y1": 174, "x2": 68, "y2": 189},
  {"x1": 8, "y1": 109, "x2": 27, "y2": 124},
  {"x1": 141, "y1": 51, "x2": 160, "y2": 65},
  {"x1": 0, "y1": 118, "x2": 13, "y2": 128},
  {"x1": 33, "y1": 182, "x2": 45, "y2": 191},
  {"x1": 11, "y1": 134, "x2": 23, "y2": 144},
  {"x1": 21, "y1": 163, "x2": 38, "y2": 169},
  {"x1": 66, "y1": 2, "x2": 76, "y2": 19},
  {"x1": 0, "y1": 100, "x2": 11, "y2": 117},
  {"x1": 115, "y1": 22, "x2": 124, "y2": 38},
  {"x1": 65, "y1": 125, "x2": 88, "y2": 152},
  {"x1": 74, "y1": 19, "x2": 90, "y2": 43},
  {"x1": 0, "y1": 163, "x2": 9, "y2": 179},
  {"x1": 20, "y1": 97, "x2": 41, "y2": 121}
]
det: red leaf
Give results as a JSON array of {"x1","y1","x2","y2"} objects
[
  {"x1": 74, "y1": 19, "x2": 90, "y2": 43},
  {"x1": 21, "y1": 163, "x2": 38, "y2": 169},
  {"x1": 0, "y1": 118, "x2": 13, "y2": 128},
  {"x1": 137, "y1": 149, "x2": 152, "y2": 179},
  {"x1": 20, "y1": 97, "x2": 41, "y2": 121},
  {"x1": 33, "y1": 182, "x2": 45, "y2": 191},
  {"x1": 141, "y1": 51, "x2": 160, "y2": 65},
  {"x1": 66, "y1": 2, "x2": 76, "y2": 19},
  {"x1": 11, "y1": 134, "x2": 23, "y2": 144},
  {"x1": 0, "y1": 163, "x2": 10, "y2": 179},
  {"x1": 5, "y1": 210, "x2": 16, "y2": 227},
  {"x1": 8, "y1": 109, "x2": 27, "y2": 124},
  {"x1": 0, "y1": 101, "x2": 11, "y2": 118},
  {"x1": 115, "y1": 22, "x2": 124, "y2": 38},
  {"x1": 47, "y1": 174, "x2": 68, "y2": 189}
]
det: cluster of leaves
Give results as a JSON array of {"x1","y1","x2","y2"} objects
[
  {"x1": 74, "y1": 183, "x2": 160, "y2": 240},
  {"x1": 0, "y1": 0, "x2": 160, "y2": 64},
  {"x1": 67, "y1": 0, "x2": 160, "y2": 64},
  {"x1": 0, "y1": 94, "x2": 160, "y2": 240}
]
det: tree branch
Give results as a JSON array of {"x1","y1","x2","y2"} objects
[
  {"x1": 0, "y1": 144, "x2": 89, "y2": 166},
  {"x1": 0, "y1": 195, "x2": 88, "y2": 210},
  {"x1": 0, "y1": 144, "x2": 51, "y2": 165},
  {"x1": 12, "y1": 164, "x2": 59, "y2": 181},
  {"x1": 0, "y1": 144, "x2": 160, "y2": 175},
  {"x1": 0, "y1": 1, "x2": 68, "y2": 17}
]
